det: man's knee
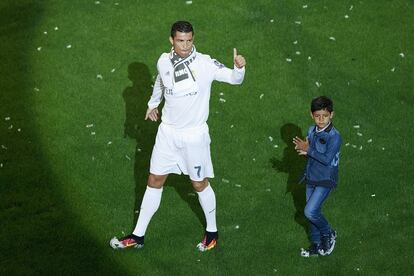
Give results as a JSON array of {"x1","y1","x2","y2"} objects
[
  {"x1": 192, "y1": 178, "x2": 209, "y2": 192},
  {"x1": 148, "y1": 174, "x2": 167, "y2": 189}
]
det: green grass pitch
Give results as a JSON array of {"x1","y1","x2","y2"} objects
[{"x1": 1, "y1": 0, "x2": 413, "y2": 275}]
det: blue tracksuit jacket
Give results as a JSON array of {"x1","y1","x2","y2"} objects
[{"x1": 304, "y1": 123, "x2": 342, "y2": 188}]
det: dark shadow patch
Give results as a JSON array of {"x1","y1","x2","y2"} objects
[{"x1": 270, "y1": 123, "x2": 308, "y2": 234}]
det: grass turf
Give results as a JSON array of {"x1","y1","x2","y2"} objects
[{"x1": 1, "y1": 0, "x2": 413, "y2": 275}]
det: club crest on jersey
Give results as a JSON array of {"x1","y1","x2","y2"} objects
[{"x1": 213, "y1": 60, "x2": 224, "y2": 68}]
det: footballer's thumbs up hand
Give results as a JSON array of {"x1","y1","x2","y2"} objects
[{"x1": 233, "y1": 48, "x2": 246, "y2": 69}]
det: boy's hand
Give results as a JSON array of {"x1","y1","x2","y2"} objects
[{"x1": 293, "y1": 136, "x2": 309, "y2": 154}]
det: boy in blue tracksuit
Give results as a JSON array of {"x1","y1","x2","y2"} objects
[{"x1": 293, "y1": 96, "x2": 342, "y2": 257}]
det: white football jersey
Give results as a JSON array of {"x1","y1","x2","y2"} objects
[{"x1": 148, "y1": 52, "x2": 245, "y2": 129}]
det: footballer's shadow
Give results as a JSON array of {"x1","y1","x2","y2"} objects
[
  {"x1": 122, "y1": 62, "x2": 158, "y2": 223},
  {"x1": 270, "y1": 123, "x2": 308, "y2": 235}
]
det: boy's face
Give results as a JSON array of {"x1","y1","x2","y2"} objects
[{"x1": 311, "y1": 109, "x2": 334, "y2": 129}]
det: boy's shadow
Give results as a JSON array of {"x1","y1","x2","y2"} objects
[
  {"x1": 123, "y1": 62, "x2": 204, "y2": 227},
  {"x1": 122, "y1": 62, "x2": 157, "y2": 222},
  {"x1": 270, "y1": 123, "x2": 308, "y2": 234}
]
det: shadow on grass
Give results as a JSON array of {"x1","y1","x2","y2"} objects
[
  {"x1": 270, "y1": 123, "x2": 308, "y2": 235},
  {"x1": 123, "y1": 62, "x2": 205, "y2": 230},
  {"x1": 122, "y1": 62, "x2": 157, "y2": 223},
  {"x1": 0, "y1": 1, "x2": 127, "y2": 275}
]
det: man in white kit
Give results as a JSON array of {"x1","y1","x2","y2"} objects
[{"x1": 110, "y1": 21, "x2": 246, "y2": 252}]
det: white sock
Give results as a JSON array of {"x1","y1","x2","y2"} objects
[
  {"x1": 197, "y1": 184, "x2": 217, "y2": 232},
  {"x1": 132, "y1": 186, "x2": 163, "y2": 237}
]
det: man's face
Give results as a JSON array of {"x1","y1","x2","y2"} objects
[
  {"x1": 169, "y1": 31, "x2": 194, "y2": 58},
  {"x1": 311, "y1": 109, "x2": 333, "y2": 129}
]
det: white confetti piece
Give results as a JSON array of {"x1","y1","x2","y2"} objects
[
  {"x1": 219, "y1": 98, "x2": 226, "y2": 103},
  {"x1": 315, "y1": 81, "x2": 321, "y2": 87},
  {"x1": 115, "y1": 2, "x2": 119, "y2": 5},
  {"x1": 308, "y1": 56, "x2": 312, "y2": 60},
  {"x1": 294, "y1": 21, "x2": 302, "y2": 25},
  {"x1": 17, "y1": 128, "x2": 21, "y2": 132},
  {"x1": 293, "y1": 40, "x2": 298, "y2": 44},
  {"x1": 344, "y1": 14, "x2": 349, "y2": 19},
  {"x1": 273, "y1": 268, "x2": 278, "y2": 272},
  {"x1": 286, "y1": 58, "x2": 292, "y2": 62},
  {"x1": 5, "y1": 117, "x2": 10, "y2": 121},
  {"x1": 303, "y1": 4, "x2": 308, "y2": 8},
  {"x1": 235, "y1": 184, "x2": 242, "y2": 188},
  {"x1": 86, "y1": 124, "x2": 94, "y2": 128},
  {"x1": 345, "y1": 143, "x2": 350, "y2": 146},
  {"x1": 273, "y1": 144, "x2": 279, "y2": 148},
  {"x1": 92, "y1": 156, "x2": 95, "y2": 161},
  {"x1": 219, "y1": 92, "x2": 224, "y2": 96},
  {"x1": 222, "y1": 178, "x2": 230, "y2": 183},
  {"x1": 134, "y1": 210, "x2": 139, "y2": 213},
  {"x1": 359, "y1": 145, "x2": 363, "y2": 150},
  {"x1": 356, "y1": 268, "x2": 360, "y2": 271},
  {"x1": 125, "y1": 154, "x2": 131, "y2": 160},
  {"x1": 253, "y1": 158, "x2": 256, "y2": 161},
  {"x1": 110, "y1": 68, "x2": 116, "y2": 73},
  {"x1": 371, "y1": 194, "x2": 376, "y2": 197},
  {"x1": 185, "y1": 0, "x2": 192, "y2": 4},
  {"x1": 37, "y1": 47, "x2": 42, "y2": 51},
  {"x1": 295, "y1": 51, "x2": 301, "y2": 55},
  {"x1": 136, "y1": 148, "x2": 142, "y2": 152},
  {"x1": 235, "y1": 225, "x2": 240, "y2": 229},
  {"x1": 107, "y1": 141, "x2": 112, "y2": 145},
  {"x1": 95, "y1": 1, "x2": 101, "y2": 4},
  {"x1": 91, "y1": 131, "x2": 96, "y2": 135},
  {"x1": 399, "y1": 53, "x2": 405, "y2": 58},
  {"x1": 352, "y1": 144, "x2": 357, "y2": 148},
  {"x1": 268, "y1": 136, "x2": 273, "y2": 142},
  {"x1": 97, "y1": 74, "x2": 103, "y2": 79},
  {"x1": 66, "y1": 44, "x2": 72, "y2": 49},
  {"x1": 43, "y1": 31, "x2": 48, "y2": 35},
  {"x1": 367, "y1": 139, "x2": 372, "y2": 143},
  {"x1": 1, "y1": 145, "x2": 7, "y2": 150},
  {"x1": 382, "y1": 147, "x2": 385, "y2": 150},
  {"x1": 0, "y1": 163, "x2": 3, "y2": 168},
  {"x1": 329, "y1": 36, "x2": 336, "y2": 41},
  {"x1": 353, "y1": 125, "x2": 360, "y2": 129},
  {"x1": 230, "y1": 124, "x2": 234, "y2": 128},
  {"x1": 357, "y1": 132, "x2": 363, "y2": 136},
  {"x1": 270, "y1": 19, "x2": 274, "y2": 23},
  {"x1": 259, "y1": 93, "x2": 264, "y2": 99},
  {"x1": 197, "y1": 259, "x2": 201, "y2": 262},
  {"x1": 266, "y1": 188, "x2": 271, "y2": 192},
  {"x1": 34, "y1": 87, "x2": 40, "y2": 91},
  {"x1": 8, "y1": 125, "x2": 13, "y2": 129},
  {"x1": 54, "y1": 26, "x2": 59, "y2": 31},
  {"x1": 391, "y1": 67, "x2": 395, "y2": 72}
]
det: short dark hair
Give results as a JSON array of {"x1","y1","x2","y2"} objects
[
  {"x1": 311, "y1": 96, "x2": 333, "y2": 113},
  {"x1": 171, "y1": 21, "x2": 194, "y2": 37}
]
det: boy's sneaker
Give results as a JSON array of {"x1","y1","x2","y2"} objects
[
  {"x1": 300, "y1": 243, "x2": 321, "y2": 257},
  {"x1": 110, "y1": 234, "x2": 144, "y2": 250},
  {"x1": 196, "y1": 231, "x2": 218, "y2": 252},
  {"x1": 319, "y1": 230, "x2": 337, "y2": 256}
]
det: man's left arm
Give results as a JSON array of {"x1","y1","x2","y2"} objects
[{"x1": 213, "y1": 48, "x2": 246, "y2": 84}]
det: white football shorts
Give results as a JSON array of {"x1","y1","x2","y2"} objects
[{"x1": 150, "y1": 123, "x2": 214, "y2": 181}]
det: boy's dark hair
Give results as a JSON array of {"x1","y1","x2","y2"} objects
[
  {"x1": 311, "y1": 96, "x2": 333, "y2": 113},
  {"x1": 171, "y1": 21, "x2": 194, "y2": 37}
]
